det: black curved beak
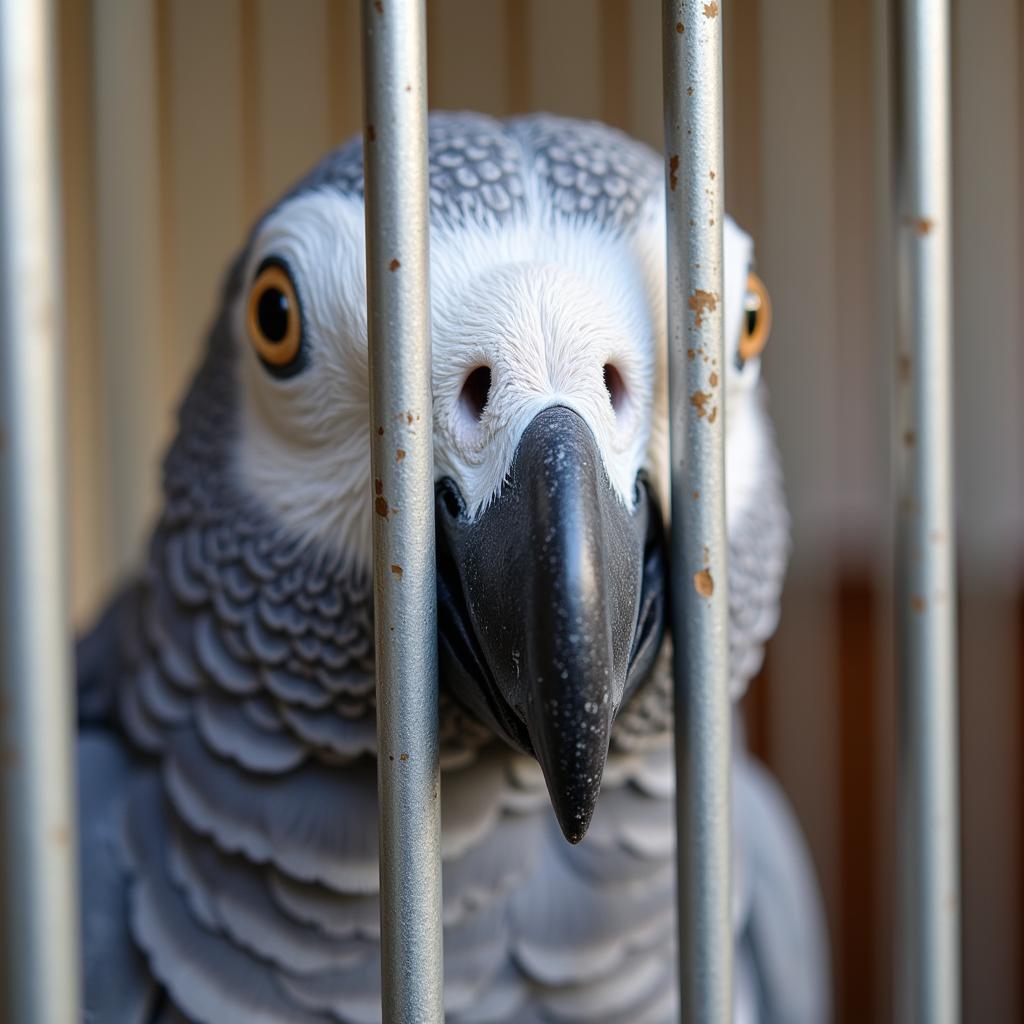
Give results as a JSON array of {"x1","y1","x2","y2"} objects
[{"x1": 436, "y1": 406, "x2": 666, "y2": 843}]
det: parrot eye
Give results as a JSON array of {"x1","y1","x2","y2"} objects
[
  {"x1": 246, "y1": 258, "x2": 304, "y2": 375},
  {"x1": 739, "y1": 271, "x2": 771, "y2": 365}
]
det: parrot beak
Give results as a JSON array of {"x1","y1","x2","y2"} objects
[{"x1": 436, "y1": 406, "x2": 666, "y2": 843}]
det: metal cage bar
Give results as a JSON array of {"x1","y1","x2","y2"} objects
[
  {"x1": 662, "y1": 2, "x2": 733, "y2": 1020},
  {"x1": 0, "y1": 0, "x2": 82, "y2": 1020},
  {"x1": 361, "y1": 1, "x2": 445, "y2": 1020},
  {"x1": 896, "y1": 1, "x2": 960, "y2": 1020}
]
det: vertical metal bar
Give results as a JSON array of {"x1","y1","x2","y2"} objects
[
  {"x1": 0, "y1": 0, "x2": 81, "y2": 1021},
  {"x1": 662, "y1": 2, "x2": 732, "y2": 1020},
  {"x1": 896, "y1": 1, "x2": 960, "y2": 1021},
  {"x1": 361, "y1": 2, "x2": 444, "y2": 1021}
]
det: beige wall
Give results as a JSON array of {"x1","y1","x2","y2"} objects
[{"x1": 58, "y1": 1, "x2": 1022, "y2": 1019}]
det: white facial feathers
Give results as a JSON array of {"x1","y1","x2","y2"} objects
[{"x1": 234, "y1": 186, "x2": 767, "y2": 570}]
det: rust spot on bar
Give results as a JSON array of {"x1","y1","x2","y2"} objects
[
  {"x1": 373, "y1": 0, "x2": 382, "y2": 12},
  {"x1": 709, "y1": 170, "x2": 716, "y2": 180},
  {"x1": 903, "y1": 430, "x2": 916, "y2": 448},
  {"x1": 709, "y1": 370, "x2": 719, "y2": 387},
  {"x1": 374, "y1": 479, "x2": 383, "y2": 495},
  {"x1": 391, "y1": 564, "x2": 403, "y2": 579},
  {"x1": 377, "y1": 426, "x2": 384, "y2": 436},
  {"x1": 399, "y1": 753, "x2": 409, "y2": 762},
  {"x1": 905, "y1": 216, "x2": 934, "y2": 235},
  {"x1": 687, "y1": 348, "x2": 696, "y2": 360},
  {"x1": 367, "y1": 124, "x2": 376, "y2": 142},
  {"x1": 687, "y1": 86, "x2": 693, "y2": 96},
  {"x1": 708, "y1": 406, "x2": 718, "y2": 424},
  {"x1": 692, "y1": 490, "x2": 700, "y2": 500},
  {"x1": 675, "y1": 21, "x2": 684, "y2": 33},
  {"x1": 694, "y1": 569, "x2": 714, "y2": 597},
  {"x1": 703, "y1": 2, "x2": 719, "y2": 16},
  {"x1": 389, "y1": 258, "x2": 400, "y2": 272},
  {"x1": 688, "y1": 289, "x2": 718, "y2": 327},
  {"x1": 396, "y1": 448, "x2": 406, "y2": 462},
  {"x1": 690, "y1": 390, "x2": 712, "y2": 419},
  {"x1": 669, "y1": 154, "x2": 679, "y2": 192},
  {"x1": 911, "y1": 595, "x2": 926, "y2": 613},
  {"x1": 375, "y1": 496, "x2": 389, "y2": 519},
  {"x1": 898, "y1": 353, "x2": 912, "y2": 384}
]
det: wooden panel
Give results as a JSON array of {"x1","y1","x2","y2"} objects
[
  {"x1": 58, "y1": 0, "x2": 105, "y2": 624},
  {"x1": 327, "y1": 0, "x2": 362, "y2": 146},
  {"x1": 526, "y1": 0, "x2": 602, "y2": 122},
  {"x1": 831, "y1": 0, "x2": 883, "y2": 559},
  {"x1": 723, "y1": 0, "x2": 761, "y2": 235},
  {"x1": 954, "y1": 2, "x2": 1022, "y2": 1018},
  {"x1": 959, "y1": 584, "x2": 1022, "y2": 1020},
  {"x1": 954, "y1": 0, "x2": 1023, "y2": 581},
  {"x1": 427, "y1": 0, "x2": 509, "y2": 115},
  {"x1": 599, "y1": 0, "x2": 629, "y2": 131},
  {"x1": 255, "y1": 0, "x2": 330, "y2": 207},
  {"x1": 625, "y1": 0, "x2": 660, "y2": 148},
  {"x1": 92, "y1": 0, "x2": 164, "y2": 587},
  {"x1": 868, "y1": 1, "x2": 897, "y2": 1015},
  {"x1": 164, "y1": 0, "x2": 246, "y2": 401},
  {"x1": 757, "y1": 1, "x2": 843, "y2": 1009}
]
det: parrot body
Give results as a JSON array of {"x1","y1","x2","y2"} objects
[{"x1": 78, "y1": 113, "x2": 829, "y2": 1023}]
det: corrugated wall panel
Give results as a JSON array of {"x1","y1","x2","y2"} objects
[
  {"x1": 54, "y1": 5, "x2": 1024, "y2": 1018},
  {"x1": 756, "y1": 0, "x2": 843, "y2": 1008},
  {"x1": 92, "y1": 0, "x2": 164, "y2": 590},
  {"x1": 59, "y1": 0, "x2": 104, "y2": 624},
  {"x1": 526, "y1": 0, "x2": 602, "y2": 122},
  {"x1": 428, "y1": 0, "x2": 510, "y2": 115},
  {"x1": 954, "y1": 0, "x2": 1022, "y2": 1017},
  {"x1": 165, "y1": 0, "x2": 246, "y2": 399},
  {"x1": 326, "y1": 0, "x2": 362, "y2": 148},
  {"x1": 254, "y1": 0, "x2": 330, "y2": 208}
]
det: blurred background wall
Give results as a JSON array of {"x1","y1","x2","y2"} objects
[{"x1": 57, "y1": 1, "x2": 1022, "y2": 1020}]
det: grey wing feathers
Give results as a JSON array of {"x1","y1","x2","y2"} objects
[
  {"x1": 734, "y1": 753, "x2": 831, "y2": 1023},
  {"x1": 79, "y1": 730, "x2": 160, "y2": 1024}
]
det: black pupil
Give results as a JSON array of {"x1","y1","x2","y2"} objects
[
  {"x1": 745, "y1": 307, "x2": 758, "y2": 335},
  {"x1": 257, "y1": 286, "x2": 290, "y2": 342}
]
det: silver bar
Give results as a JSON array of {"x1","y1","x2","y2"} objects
[
  {"x1": 361, "y1": 1, "x2": 444, "y2": 1020},
  {"x1": 0, "y1": 0, "x2": 81, "y2": 1020},
  {"x1": 662, "y1": 2, "x2": 732, "y2": 1020},
  {"x1": 896, "y1": 1, "x2": 960, "y2": 1021}
]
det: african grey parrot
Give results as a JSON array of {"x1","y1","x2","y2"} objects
[{"x1": 77, "y1": 112, "x2": 829, "y2": 1023}]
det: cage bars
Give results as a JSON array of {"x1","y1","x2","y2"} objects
[
  {"x1": 0, "y1": 2, "x2": 967, "y2": 1021},
  {"x1": 361, "y1": 1, "x2": 445, "y2": 1021},
  {"x1": 662, "y1": 3, "x2": 733, "y2": 1020},
  {"x1": 896, "y1": 1, "x2": 961, "y2": 1021},
  {"x1": 0, "y1": 0, "x2": 82, "y2": 1020}
]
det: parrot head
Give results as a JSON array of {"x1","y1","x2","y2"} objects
[{"x1": 228, "y1": 115, "x2": 772, "y2": 843}]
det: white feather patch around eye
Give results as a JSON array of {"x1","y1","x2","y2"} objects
[
  {"x1": 234, "y1": 189, "x2": 373, "y2": 571},
  {"x1": 230, "y1": 183, "x2": 769, "y2": 573}
]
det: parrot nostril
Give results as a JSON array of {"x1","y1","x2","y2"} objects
[
  {"x1": 459, "y1": 366, "x2": 492, "y2": 423},
  {"x1": 603, "y1": 363, "x2": 627, "y2": 414}
]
